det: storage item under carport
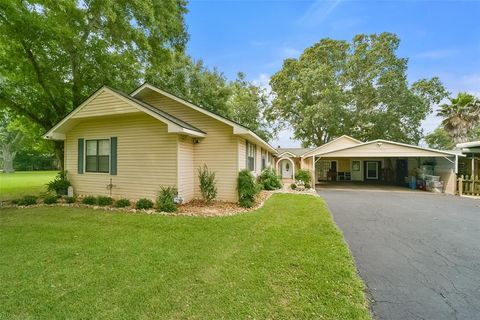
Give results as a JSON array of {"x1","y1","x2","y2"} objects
[{"x1": 425, "y1": 175, "x2": 444, "y2": 193}]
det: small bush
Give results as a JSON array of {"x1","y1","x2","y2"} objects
[
  {"x1": 17, "y1": 195, "x2": 37, "y2": 206},
  {"x1": 115, "y1": 198, "x2": 131, "y2": 208},
  {"x1": 157, "y1": 186, "x2": 177, "y2": 212},
  {"x1": 11, "y1": 199, "x2": 19, "y2": 205},
  {"x1": 198, "y1": 165, "x2": 217, "y2": 203},
  {"x1": 295, "y1": 169, "x2": 311, "y2": 185},
  {"x1": 97, "y1": 196, "x2": 113, "y2": 206},
  {"x1": 43, "y1": 194, "x2": 58, "y2": 204},
  {"x1": 65, "y1": 196, "x2": 76, "y2": 204},
  {"x1": 136, "y1": 198, "x2": 154, "y2": 210},
  {"x1": 82, "y1": 196, "x2": 97, "y2": 205},
  {"x1": 290, "y1": 183, "x2": 297, "y2": 190},
  {"x1": 258, "y1": 167, "x2": 282, "y2": 190},
  {"x1": 305, "y1": 182, "x2": 311, "y2": 189},
  {"x1": 237, "y1": 169, "x2": 259, "y2": 208},
  {"x1": 46, "y1": 171, "x2": 71, "y2": 196}
]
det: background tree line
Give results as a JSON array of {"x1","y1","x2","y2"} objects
[{"x1": 1, "y1": 1, "x2": 478, "y2": 172}]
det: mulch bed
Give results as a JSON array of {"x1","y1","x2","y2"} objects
[{"x1": 177, "y1": 191, "x2": 271, "y2": 216}]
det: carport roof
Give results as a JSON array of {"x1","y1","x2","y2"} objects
[{"x1": 315, "y1": 139, "x2": 463, "y2": 158}]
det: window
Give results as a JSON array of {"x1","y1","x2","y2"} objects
[
  {"x1": 246, "y1": 141, "x2": 256, "y2": 171},
  {"x1": 86, "y1": 139, "x2": 110, "y2": 173},
  {"x1": 261, "y1": 149, "x2": 266, "y2": 170}
]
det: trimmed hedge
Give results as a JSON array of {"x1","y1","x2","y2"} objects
[
  {"x1": 258, "y1": 167, "x2": 282, "y2": 190},
  {"x1": 115, "y1": 198, "x2": 131, "y2": 208},
  {"x1": 136, "y1": 198, "x2": 154, "y2": 210},
  {"x1": 238, "y1": 169, "x2": 259, "y2": 208}
]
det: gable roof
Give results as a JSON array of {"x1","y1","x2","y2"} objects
[
  {"x1": 131, "y1": 83, "x2": 277, "y2": 153},
  {"x1": 316, "y1": 139, "x2": 463, "y2": 158},
  {"x1": 43, "y1": 86, "x2": 206, "y2": 140},
  {"x1": 108, "y1": 87, "x2": 204, "y2": 134},
  {"x1": 277, "y1": 148, "x2": 314, "y2": 157},
  {"x1": 302, "y1": 135, "x2": 363, "y2": 157}
]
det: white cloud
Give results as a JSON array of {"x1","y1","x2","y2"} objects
[
  {"x1": 414, "y1": 49, "x2": 459, "y2": 59},
  {"x1": 252, "y1": 73, "x2": 271, "y2": 94},
  {"x1": 298, "y1": 0, "x2": 343, "y2": 27}
]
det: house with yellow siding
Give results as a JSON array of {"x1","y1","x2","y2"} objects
[
  {"x1": 45, "y1": 83, "x2": 463, "y2": 201},
  {"x1": 44, "y1": 84, "x2": 277, "y2": 202}
]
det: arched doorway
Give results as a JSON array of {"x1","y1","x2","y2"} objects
[{"x1": 277, "y1": 158, "x2": 295, "y2": 179}]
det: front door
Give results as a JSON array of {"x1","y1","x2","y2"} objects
[
  {"x1": 282, "y1": 160, "x2": 293, "y2": 178},
  {"x1": 365, "y1": 161, "x2": 379, "y2": 180}
]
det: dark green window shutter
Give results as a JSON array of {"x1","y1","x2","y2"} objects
[
  {"x1": 245, "y1": 140, "x2": 248, "y2": 169},
  {"x1": 77, "y1": 138, "x2": 84, "y2": 174},
  {"x1": 110, "y1": 137, "x2": 117, "y2": 175}
]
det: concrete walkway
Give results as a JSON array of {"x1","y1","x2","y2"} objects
[{"x1": 318, "y1": 188, "x2": 480, "y2": 320}]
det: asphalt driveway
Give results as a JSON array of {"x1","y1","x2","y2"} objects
[{"x1": 319, "y1": 188, "x2": 480, "y2": 320}]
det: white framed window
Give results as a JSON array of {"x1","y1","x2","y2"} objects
[
  {"x1": 261, "y1": 149, "x2": 266, "y2": 170},
  {"x1": 246, "y1": 141, "x2": 256, "y2": 171},
  {"x1": 86, "y1": 139, "x2": 110, "y2": 173}
]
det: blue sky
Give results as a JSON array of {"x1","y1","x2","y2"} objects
[{"x1": 185, "y1": 0, "x2": 480, "y2": 147}]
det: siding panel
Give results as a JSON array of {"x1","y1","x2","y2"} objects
[
  {"x1": 177, "y1": 136, "x2": 194, "y2": 201},
  {"x1": 65, "y1": 114, "x2": 177, "y2": 200},
  {"x1": 141, "y1": 93, "x2": 239, "y2": 201},
  {"x1": 72, "y1": 90, "x2": 141, "y2": 118}
]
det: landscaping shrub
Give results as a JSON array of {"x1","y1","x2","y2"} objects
[
  {"x1": 258, "y1": 167, "x2": 282, "y2": 190},
  {"x1": 157, "y1": 186, "x2": 177, "y2": 212},
  {"x1": 237, "y1": 169, "x2": 259, "y2": 208},
  {"x1": 43, "y1": 194, "x2": 58, "y2": 204},
  {"x1": 115, "y1": 198, "x2": 131, "y2": 208},
  {"x1": 65, "y1": 196, "x2": 76, "y2": 204},
  {"x1": 305, "y1": 182, "x2": 311, "y2": 189},
  {"x1": 198, "y1": 165, "x2": 217, "y2": 203},
  {"x1": 46, "y1": 171, "x2": 71, "y2": 196},
  {"x1": 82, "y1": 196, "x2": 97, "y2": 205},
  {"x1": 136, "y1": 198, "x2": 154, "y2": 210},
  {"x1": 17, "y1": 195, "x2": 37, "y2": 206},
  {"x1": 97, "y1": 196, "x2": 113, "y2": 206},
  {"x1": 290, "y1": 183, "x2": 297, "y2": 190},
  {"x1": 295, "y1": 169, "x2": 311, "y2": 185}
]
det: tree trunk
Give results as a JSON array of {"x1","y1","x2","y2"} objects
[
  {"x1": 53, "y1": 140, "x2": 65, "y2": 171},
  {"x1": 1, "y1": 145, "x2": 16, "y2": 173}
]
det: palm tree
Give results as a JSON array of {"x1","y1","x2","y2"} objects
[{"x1": 437, "y1": 93, "x2": 480, "y2": 144}]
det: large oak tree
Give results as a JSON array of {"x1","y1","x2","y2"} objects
[
  {"x1": 0, "y1": 0, "x2": 188, "y2": 168},
  {"x1": 268, "y1": 33, "x2": 448, "y2": 146}
]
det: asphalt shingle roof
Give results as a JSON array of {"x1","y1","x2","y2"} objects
[
  {"x1": 276, "y1": 148, "x2": 314, "y2": 157},
  {"x1": 108, "y1": 87, "x2": 205, "y2": 134}
]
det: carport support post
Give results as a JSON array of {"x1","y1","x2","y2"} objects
[
  {"x1": 312, "y1": 155, "x2": 315, "y2": 186},
  {"x1": 472, "y1": 157, "x2": 475, "y2": 193},
  {"x1": 458, "y1": 176, "x2": 463, "y2": 196}
]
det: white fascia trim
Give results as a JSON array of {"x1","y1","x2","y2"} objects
[
  {"x1": 317, "y1": 139, "x2": 465, "y2": 158},
  {"x1": 276, "y1": 151, "x2": 298, "y2": 158},
  {"x1": 457, "y1": 141, "x2": 480, "y2": 148},
  {"x1": 43, "y1": 87, "x2": 109, "y2": 140},
  {"x1": 133, "y1": 84, "x2": 277, "y2": 153},
  {"x1": 301, "y1": 135, "x2": 362, "y2": 157},
  {"x1": 43, "y1": 87, "x2": 203, "y2": 140}
]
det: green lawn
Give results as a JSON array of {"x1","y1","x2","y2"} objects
[
  {"x1": 0, "y1": 194, "x2": 370, "y2": 319},
  {"x1": 0, "y1": 171, "x2": 57, "y2": 201}
]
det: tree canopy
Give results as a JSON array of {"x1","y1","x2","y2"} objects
[
  {"x1": 436, "y1": 92, "x2": 480, "y2": 144},
  {"x1": 0, "y1": 0, "x2": 189, "y2": 166},
  {"x1": 0, "y1": 1, "x2": 273, "y2": 170},
  {"x1": 268, "y1": 33, "x2": 448, "y2": 146},
  {"x1": 424, "y1": 127, "x2": 455, "y2": 150}
]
